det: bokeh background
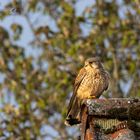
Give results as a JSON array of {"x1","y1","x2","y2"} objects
[{"x1": 0, "y1": 0, "x2": 140, "y2": 139}]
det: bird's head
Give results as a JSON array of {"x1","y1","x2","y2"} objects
[{"x1": 84, "y1": 57, "x2": 102, "y2": 69}]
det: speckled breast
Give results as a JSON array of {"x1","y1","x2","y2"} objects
[{"x1": 77, "y1": 69, "x2": 106, "y2": 99}]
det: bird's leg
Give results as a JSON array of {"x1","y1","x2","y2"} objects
[{"x1": 87, "y1": 95, "x2": 96, "y2": 99}]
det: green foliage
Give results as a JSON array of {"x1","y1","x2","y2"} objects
[{"x1": 0, "y1": 0, "x2": 140, "y2": 139}]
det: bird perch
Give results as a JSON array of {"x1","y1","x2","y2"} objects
[{"x1": 79, "y1": 98, "x2": 140, "y2": 140}]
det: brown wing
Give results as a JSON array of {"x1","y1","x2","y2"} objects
[
  {"x1": 92, "y1": 71, "x2": 109, "y2": 98},
  {"x1": 67, "y1": 67, "x2": 87, "y2": 115},
  {"x1": 104, "y1": 71, "x2": 110, "y2": 91}
]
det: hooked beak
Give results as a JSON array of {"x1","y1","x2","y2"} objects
[{"x1": 88, "y1": 62, "x2": 93, "y2": 67}]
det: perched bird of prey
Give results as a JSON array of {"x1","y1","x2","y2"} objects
[{"x1": 65, "y1": 57, "x2": 109, "y2": 126}]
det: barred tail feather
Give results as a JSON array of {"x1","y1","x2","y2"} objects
[{"x1": 65, "y1": 97, "x2": 81, "y2": 126}]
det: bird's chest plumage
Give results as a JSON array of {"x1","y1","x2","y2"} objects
[{"x1": 77, "y1": 68, "x2": 106, "y2": 99}]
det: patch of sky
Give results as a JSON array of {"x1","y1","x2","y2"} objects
[
  {"x1": 31, "y1": 13, "x2": 59, "y2": 33},
  {"x1": 25, "y1": 46, "x2": 43, "y2": 58},
  {"x1": 75, "y1": 0, "x2": 95, "y2": 36},
  {"x1": 24, "y1": 120, "x2": 31, "y2": 127},
  {"x1": 0, "y1": 121, "x2": 7, "y2": 130},
  {"x1": 120, "y1": 79, "x2": 133, "y2": 96},
  {"x1": 0, "y1": 72, "x2": 6, "y2": 84},
  {"x1": 40, "y1": 125, "x2": 59, "y2": 138},
  {"x1": 8, "y1": 60, "x2": 15, "y2": 70},
  {"x1": 0, "y1": 3, "x2": 59, "y2": 60},
  {"x1": 118, "y1": 5, "x2": 128, "y2": 19},
  {"x1": 80, "y1": 22, "x2": 92, "y2": 37},
  {"x1": 66, "y1": 126, "x2": 79, "y2": 137},
  {"x1": 3, "y1": 131, "x2": 11, "y2": 138},
  {"x1": 75, "y1": 0, "x2": 95, "y2": 16},
  {"x1": 104, "y1": 38, "x2": 110, "y2": 48},
  {"x1": 31, "y1": 101, "x2": 37, "y2": 110},
  {"x1": 116, "y1": 0, "x2": 136, "y2": 19},
  {"x1": 33, "y1": 108, "x2": 42, "y2": 117},
  {"x1": 0, "y1": 16, "x2": 34, "y2": 47},
  {"x1": 40, "y1": 60, "x2": 48, "y2": 71},
  {"x1": 43, "y1": 137, "x2": 52, "y2": 140},
  {"x1": 32, "y1": 59, "x2": 39, "y2": 70},
  {"x1": 0, "y1": 112, "x2": 7, "y2": 122},
  {"x1": 27, "y1": 1, "x2": 59, "y2": 32},
  {"x1": 41, "y1": 82, "x2": 47, "y2": 89},
  {"x1": 0, "y1": 13, "x2": 44, "y2": 60},
  {"x1": 48, "y1": 113, "x2": 62, "y2": 124},
  {"x1": 0, "y1": 88, "x2": 19, "y2": 108},
  {"x1": 0, "y1": 0, "x2": 12, "y2": 7}
]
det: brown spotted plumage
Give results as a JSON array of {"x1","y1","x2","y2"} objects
[{"x1": 65, "y1": 57, "x2": 109, "y2": 126}]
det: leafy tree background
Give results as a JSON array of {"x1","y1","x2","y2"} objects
[{"x1": 0, "y1": 0, "x2": 140, "y2": 139}]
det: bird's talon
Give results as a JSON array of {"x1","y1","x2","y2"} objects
[{"x1": 87, "y1": 95, "x2": 96, "y2": 99}]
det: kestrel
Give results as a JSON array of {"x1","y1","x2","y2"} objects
[{"x1": 65, "y1": 57, "x2": 109, "y2": 126}]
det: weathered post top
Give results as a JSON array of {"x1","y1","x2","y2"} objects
[{"x1": 80, "y1": 98, "x2": 140, "y2": 140}]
